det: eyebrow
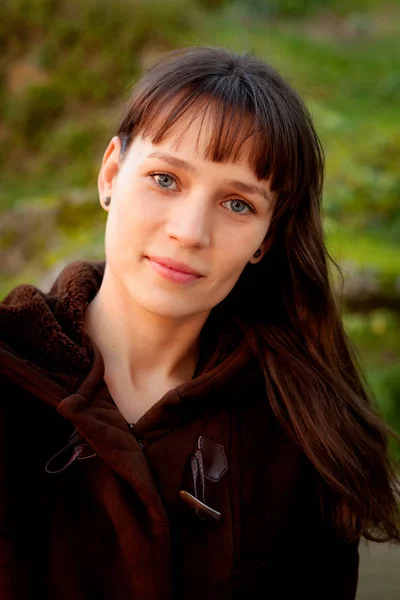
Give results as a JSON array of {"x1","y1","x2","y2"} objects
[{"x1": 146, "y1": 151, "x2": 272, "y2": 204}]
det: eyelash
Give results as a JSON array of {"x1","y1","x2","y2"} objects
[{"x1": 147, "y1": 171, "x2": 257, "y2": 217}]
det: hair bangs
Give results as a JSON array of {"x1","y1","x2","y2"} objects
[{"x1": 120, "y1": 84, "x2": 284, "y2": 191}]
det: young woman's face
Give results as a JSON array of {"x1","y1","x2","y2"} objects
[{"x1": 98, "y1": 109, "x2": 274, "y2": 320}]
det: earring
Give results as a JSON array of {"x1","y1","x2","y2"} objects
[
  {"x1": 253, "y1": 249, "x2": 261, "y2": 258},
  {"x1": 105, "y1": 196, "x2": 111, "y2": 206}
]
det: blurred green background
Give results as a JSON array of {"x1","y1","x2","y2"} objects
[{"x1": 0, "y1": 0, "x2": 399, "y2": 456}]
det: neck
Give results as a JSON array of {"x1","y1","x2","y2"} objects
[{"x1": 83, "y1": 268, "x2": 210, "y2": 388}]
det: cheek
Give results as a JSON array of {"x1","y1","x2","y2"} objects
[
  {"x1": 104, "y1": 206, "x2": 137, "y2": 262},
  {"x1": 212, "y1": 250, "x2": 251, "y2": 294},
  {"x1": 109, "y1": 192, "x2": 151, "y2": 236},
  {"x1": 117, "y1": 181, "x2": 163, "y2": 224},
  {"x1": 218, "y1": 231, "x2": 256, "y2": 269}
]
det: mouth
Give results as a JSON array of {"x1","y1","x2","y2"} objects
[
  {"x1": 145, "y1": 257, "x2": 203, "y2": 285},
  {"x1": 146, "y1": 256, "x2": 203, "y2": 276}
]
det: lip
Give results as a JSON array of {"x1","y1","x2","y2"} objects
[
  {"x1": 147, "y1": 258, "x2": 202, "y2": 284},
  {"x1": 147, "y1": 256, "x2": 203, "y2": 276}
]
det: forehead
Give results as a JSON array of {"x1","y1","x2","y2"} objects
[{"x1": 134, "y1": 98, "x2": 263, "y2": 174}]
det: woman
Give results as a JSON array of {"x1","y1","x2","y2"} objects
[{"x1": 0, "y1": 46, "x2": 399, "y2": 599}]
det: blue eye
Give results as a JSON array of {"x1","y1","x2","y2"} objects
[
  {"x1": 226, "y1": 198, "x2": 256, "y2": 216},
  {"x1": 228, "y1": 200, "x2": 250, "y2": 214},
  {"x1": 150, "y1": 172, "x2": 177, "y2": 189}
]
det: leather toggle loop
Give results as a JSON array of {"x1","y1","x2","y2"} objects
[
  {"x1": 179, "y1": 490, "x2": 222, "y2": 523},
  {"x1": 179, "y1": 436, "x2": 227, "y2": 524},
  {"x1": 45, "y1": 429, "x2": 97, "y2": 474}
]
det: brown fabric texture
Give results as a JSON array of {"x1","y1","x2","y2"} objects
[{"x1": 0, "y1": 260, "x2": 360, "y2": 599}]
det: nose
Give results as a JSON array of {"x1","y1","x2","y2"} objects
[{"x1": 165, "y1": 192, "x2": 212, "y2": 249}]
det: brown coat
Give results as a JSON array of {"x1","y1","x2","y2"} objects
[{"x1": 0, "y1": 260, "x2": 360, "y2": 599}]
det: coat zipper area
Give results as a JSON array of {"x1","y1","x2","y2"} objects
[{"x1": 128, "y1": 423, "x2": 144, "y2": 449}]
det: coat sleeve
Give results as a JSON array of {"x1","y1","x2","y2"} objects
[
  {"x1": 229, "y1": 526, "x2": 360, "y2": 600},
  {"x1": 287, "y1": 483, "x2": 361, "y2": 599},
  {"x1": 0, "y1": 376, "x2": 22, "y2": 598},
  {"x1": 232, "y1": 523, "x2": 360, "y2": 600},
  {"x1": 0, "y1": 374, "x2": 48, "y2": 599},
  {"x1": 312, "y1": 523, "x2": 360, "y2": 599}
]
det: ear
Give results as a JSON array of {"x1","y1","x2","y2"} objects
[
  {"x1": 97, "y1": 136, "x2": 123, "y2": 210},
  {"x1": 248, "y1": 230, "x2": 274, "y2": 265}
]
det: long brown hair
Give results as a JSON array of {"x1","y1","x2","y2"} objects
[{"x1": 112, "y1": 46, "x2": 400, "y2": 543}]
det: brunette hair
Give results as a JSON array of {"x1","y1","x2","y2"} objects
[{"x1": 113, "y1": 46, "x2": 400, "y2": 543}]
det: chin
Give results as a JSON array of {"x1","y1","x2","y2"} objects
[
  {"x1": 148, "y1": 306, "x2": 199, "y2": 320},
  {"x1": 133, "y1": 293, "x2": 198, "y2": 318}
]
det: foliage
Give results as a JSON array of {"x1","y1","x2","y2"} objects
[
  {"x1": 226, "y1": 0, "x2": 396, "y2": 18},
  {"x1": 0, "y1": 0, "x2": 203, "y2": 172}
]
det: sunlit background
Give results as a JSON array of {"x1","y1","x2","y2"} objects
[{"x1": 0, "y1": 1, "x2": 399, "y2": 597}]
